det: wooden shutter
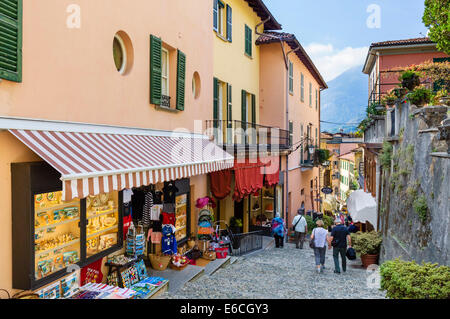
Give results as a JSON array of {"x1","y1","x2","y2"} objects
[
  {"x1": 251, "y1": 94, "x2": 256, "y2": 125},
  {"x1": 289, "y1": 121, "x2": 293, "y2": 147},
  {"x1": 213, "y1": 78, "x2": 219, "y2": 123},
  {"x1": 0, "y1": 0, "x2": 22, "y2": 82},
  {"x1": 226, "y1": 83, "x2": 232, "y2": 127},
  {"x1": 289, "y1": 61, "x2": 293, "y2": 93},
  {"x1": 241, "y1": 90, "x2": 247, "y2": 123},
  {"x1": 226, "y1": 4, "x2": 232, "y2": 42},
  {"x1": 300, "y1": 73, "x2": 304, "y2": 102},
  {"x1": 245, "y1": 25, "x2": 252, "y2": 56},
  {"x1": 150, "y1": 35, "x2": 162, "y2": 105},
  {"x1": 213, "y1": 0, "x2": 218, "y2": 31},
  {"x1": 176, "y1": 50, "x2": 186, "y2": 110}
]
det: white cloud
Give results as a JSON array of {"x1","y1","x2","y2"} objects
[{"x1": 305, "y1": 43, "x2": 369, "y2": 82}]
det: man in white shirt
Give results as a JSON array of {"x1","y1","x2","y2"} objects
[{"x1": 292, "y1": 208, "x2": 308, "y2": 249}]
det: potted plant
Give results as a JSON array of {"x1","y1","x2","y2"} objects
[
  {"x1": 399, "y1": 69, "x2": 422, "y2": 91},
  {"x1": 383, "y1": 90, "x2": 398, "y2": 107},
  {"x1": 350, "y1": 231, "x2": 383, "y2": 268},
  {"x1": 407, "y1": 86, "x2": 433, "y2": 107},
  {"x1": 392, "y1": 87, "x2": 408, "y2": 99},
  {"x1": 434, "y1": 89, "x2": 449, "y2": 106},
  {"x1": 229, "y1": 217, "x2": 243, "y2": 234}
]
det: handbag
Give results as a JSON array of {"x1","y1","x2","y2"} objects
[
  {"x1": 291, "y1": 216, "x2": 302, "y2": 232},
  {"x1": 346, "y1": 247, "x2": 356, "y2": 260},
  {"x1": 309, "y1": 228, "x2": 316, "y2": 249}
]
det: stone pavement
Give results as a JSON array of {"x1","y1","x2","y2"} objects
[{"x1": 160, "y1": 242, "x2": 386, "y2": 299}]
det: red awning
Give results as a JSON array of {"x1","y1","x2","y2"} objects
[
  {"x1": 263, "y1": 156, "x2": 280, "y2": 187},
  {"x1": 209, "y1": 169, "x2": 232, "y2": 200},
  {"x1": 8, "y1": 122, "x2": 234, "y2": 201},
  {"x1": 232, "y1": 158, "x2": 264, "y2": 201}
]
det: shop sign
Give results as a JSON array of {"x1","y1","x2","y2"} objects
[{"x1": 321, "y1": 187, "x2": 333, "y2": 194}]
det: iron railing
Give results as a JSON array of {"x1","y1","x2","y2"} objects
[
  {"x1": 299, "y1": 138, "x2": 318, "y2": 167},
  {"x1": 205, "y1": 120, "x2": 291, "y2": 151},
  {"x1": 368, "y1": 70, "x2": 432, "y2": 108},
  {"x1": 231, "y1": 230, "x2": 264, "y2": 256}
]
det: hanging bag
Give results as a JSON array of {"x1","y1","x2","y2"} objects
[
  {"x1": 309, "y1": 228, "x2": 316, "y2": 249},
  {"x1": 291, "y1": 215, "x2": 302, "y2": 232}
]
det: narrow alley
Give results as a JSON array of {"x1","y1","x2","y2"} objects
[{"x1": 162, "y1": 243, "x2": 386, "y2": 299}]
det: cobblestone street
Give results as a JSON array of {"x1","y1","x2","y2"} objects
[{"x1": 162, "y1": 242, "x2": 386, "y2": 299}]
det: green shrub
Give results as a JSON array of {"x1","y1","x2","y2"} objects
[
  {"x1": 407, "y1": 86, "x2": 433, "y2": 106},
  {"x1": 350, "y1": 231, "x2": 383, "y2": 255},
  {"x1": 305, "y1": 215, "x2": 316, "y2": 234},
  {"x1": 380, "y1": 141, "x2": 393, "y2": 169},
  {"x1": 413, "y1": 195, "x2": 428, "y2": 223},
  {"x1": 380, "y1": 259, "x2": 450, "y2": 299}
]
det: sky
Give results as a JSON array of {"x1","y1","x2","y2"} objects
[{"x1": 264, "y1": 0, "x2": 430, "y2": 82}]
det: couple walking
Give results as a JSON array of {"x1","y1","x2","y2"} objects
[{"x1": 293, "y1": 210, "x2": 352, "y2": 274}]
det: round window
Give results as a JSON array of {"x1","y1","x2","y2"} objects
[{"x1": 112, "y1": 31, "x2": 133, "y2": 75}]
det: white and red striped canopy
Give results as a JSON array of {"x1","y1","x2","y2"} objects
[{"x1": 10, "y1": 128, "x2": 234, "y2": 201}]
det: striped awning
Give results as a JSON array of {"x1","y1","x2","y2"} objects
[{"x1": 9, "y1": 128, "x2": 234, "y2": 201}]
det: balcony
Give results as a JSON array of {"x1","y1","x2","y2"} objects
[
  {"x1": 205, "y1": 120, "x2": 291, "y2": 153},
  {"x1": 299, "y1": 139, "x2": 318, "y2": 168}
]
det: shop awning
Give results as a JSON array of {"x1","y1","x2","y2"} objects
[{"x1": 5, "y1": 118, "x2": 234, "y2": 201}]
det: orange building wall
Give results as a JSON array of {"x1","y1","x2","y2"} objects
[
  {"x1": 259, "y1": 42, "x2": 322, "y2": 228},
  {"x1": 0, "y1": 0, "x2": 213, "y2": 133}
]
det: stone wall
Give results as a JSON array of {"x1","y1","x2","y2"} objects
[{"x1": 379, "y1": 102, "x2": 450, "y2": 266}]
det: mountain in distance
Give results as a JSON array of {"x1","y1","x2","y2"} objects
[{"x1": 320, "y1": 65, "x2": 368, "y2": 133}]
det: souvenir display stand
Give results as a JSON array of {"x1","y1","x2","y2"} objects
[{"x1": 11, "y1": 162, "x2": 124, "y2": 291}]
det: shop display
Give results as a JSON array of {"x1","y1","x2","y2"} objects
[
  {"x1": 36, "y1": 282, "x2": 61, "y2": 299},
  {"x1": 130, "y1": 277, "x2": 169, "y2": 299},
  {"x1": 250, "y1": 186, "x2": 276, "y2": 232},
  {"x1": 86, "y1": 193, "x2": 119, "y2": 258},
  {"x1": 70, "y1": 283, "x2": 137, "y2": 299},
  {"x1": 135, "y1": 260, "x2": 148, "y2": 280},
  {"x1": 61, "y1": 273, "x2": 79, "y2": 298},
  {"x1": 197, "y1": 209, "x2": 214, "y2": 240},
  {"x1": 120, "y1": 265, "x2": 140, "y2": 288},
  {"x1": 161, "y1": 224, "x2": 177, "y2": 255},
  {"x1": 34, "y1": 191, "x2": 81, "y2": 280},
  {"x1": 12, "y1": 162, "x2": 124, "y2": 291},
  {"x1": 175, "y1": 194, "x2": 187, "y2": 241},
  {"x1": 126, "y1": 223, "x2": 145, "y2": 257}
]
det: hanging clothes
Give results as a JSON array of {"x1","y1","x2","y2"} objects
[
  {"x1": 123, "y1": 188, "x2": 134, "y2": 204},
  {"x1": 161, "y1": 224, "x2": 177, "y2": 254},
  {"x1": 163, "y1": 182, "x2": 178, "y2": 203},
  {"x1": 209, "y1": 169, "x2": 232, "y2": 200},
  {"x1": 142, "y1": 191, "x2": 154, "y2": 227}
]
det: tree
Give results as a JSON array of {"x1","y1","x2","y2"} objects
[{"x1": 423, "y1": 0, "x2": 450, "y2": 54}]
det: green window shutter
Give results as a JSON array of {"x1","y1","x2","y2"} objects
[
  {"x1": 0, "y1": 0, "x2": 22, "y2": 82},
  {"x1": 176, "y1": 50, "x2": 186, "y2": 111},
  {"x1": 241, "y1": 90, "x2": 247, "y2": 123},
  {"x1": 300, "y1": 73, "x2": 304, "y2": 102},
  {"x1": 289, "y1": 61, "x2": 293, "y2": 93},
  {"x1": 213, "y1": 0, "x2": 218, "y2": 31},
  {"x1": 245, "y1": 25, "x2": 252, "y2": 56},
  {"x1": 226, "y1": 83, "x2": 232, "y2": 125},
  {"x1": 150, "y1": 35, "x2": 162, "y2": 105},
  {"x1": 226, "y1": 4, "x2": 232, "y2": 42},
  {"x1": 289, "y1": 121, "x2": 293, "y2": 146},
  {"x1": 213, "y1": 77, "x2": 219, "y2": 123},
  {"x1": 251, "y1": 94, "x2": 256, "y2": 124}
]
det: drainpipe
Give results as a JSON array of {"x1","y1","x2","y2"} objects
[{"x1": 255, "y1": 19, "x2": 300, "y2": 234}]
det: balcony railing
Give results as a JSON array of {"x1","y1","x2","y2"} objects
[
  {"x1": 205, "y1": 120, "x2": 291, "y2": 152},
  {"x1": 299, "y1": 138, "x2": 318, "y2": 167}
]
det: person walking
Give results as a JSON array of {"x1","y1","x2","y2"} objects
[
  {"x1": 292, "y1": 208, "x2": 308, "y2": 249},
  {"x1": 328, "y1": 218, "x2": 352, "y2": 274},
  {"x1": 271, "y1": 213, "x2": 286, "y2": 248},
  {"x1": 310, "y1": 219, "x2": 329, "y2": 273}
]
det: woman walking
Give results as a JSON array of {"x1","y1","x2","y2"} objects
[
  {"x1": 271, "y1": 213, "x2": 286, "y2": 248},
  {"x1": 310, "y1": 220, "x2": 329, "y2": 273}
]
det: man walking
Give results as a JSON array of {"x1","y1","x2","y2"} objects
[
  {"x1": 292, "y1": 208, "x2": 307, "y2": 249},
  {"x1": 328, "y1": 218, "x2": 352, "y2": 274}
]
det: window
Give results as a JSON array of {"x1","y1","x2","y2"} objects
[
  {"x1": 301, "y1": 189, "x2": 304, "y2": 196},
  {"x1": 161, "y1": 48, "x2": 169, "y2": 96},
  {"x1": 217, "y1": 1, "x2": 224, "y2": 35},
  {"x1": 289, "y1": 121, "x2": 293, "y2": 146},
  {"x1": 150, "y1": 35, "x2": 186, "y2": 110},
  {"x1": 245, "y1": 25, "x2": 252, "y2": 57},
  {"x1": 0, "y1": 0, "x2": 22, "y2": 82},
  {"x1": 315, "y1": 89, "x2": 318, "y2": 110},
  {"x1": 300, "y1": 73, "x2": 304, "y2": 102},
  {"x1": 315, "y1": 128, "x2": 318, "y2": 146},
  {"x1": 309, "y1": 82, "x2": 312, "y2": 106},
  {"x1": 289, "y1": 61, "x2": 293, "y2": 94}
]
